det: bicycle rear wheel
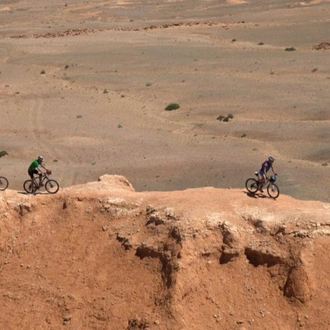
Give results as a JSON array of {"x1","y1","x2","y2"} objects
[
  {"x1": 23, "y1": 180, "x2": 33, "y2": 193},
  {"x1": 245, "y1": 178, "x2": 259, "y2": 193},
  {"x1": 0, "y1": 176, "x2": 9, "y2": 191},
  {"x1": 267, "y1": 183, "x2": 280, "y2": 199},
  {"x1": 45, "y1": 179, "x2": 59, "y2": 194}
]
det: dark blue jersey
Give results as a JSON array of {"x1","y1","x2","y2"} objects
[
  {"x1": 259, "y1": 161, "x2": 272, "y2": 175},
  {"x1": 263, "y1": 161, "x2": 272, "y2": 172}
]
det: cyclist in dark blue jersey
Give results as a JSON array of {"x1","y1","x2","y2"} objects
[{"x1": 258, "y1": 156, "x2": 277, "y2": 192}]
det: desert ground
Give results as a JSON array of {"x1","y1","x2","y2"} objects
[{"x1": 1, "y1": 0, "x2": 330, "y2": 202}]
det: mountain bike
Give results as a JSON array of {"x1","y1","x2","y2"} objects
[
  {"x1": 0, "y1": 176, "x2": 9, "y2": 191},
  {"x1": 245, "y1": 172, "x2": 280, "y2": 199},
  {"x1": 23, "y1": 170, "x2": 59, "y2": 194}
]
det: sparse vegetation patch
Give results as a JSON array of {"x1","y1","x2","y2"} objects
[
  {"x1": 217, "y1": 113, "x2": 234, "y2": 122},
  {"x1": 312, "y1": 42, "x2": 330, "y2": 50},
  {"x1": 165, "y1": 103, "x2": 180, "y2": 111},
  {"x1": 0, "y1": 150, "x2": 8, "y2": 158}
]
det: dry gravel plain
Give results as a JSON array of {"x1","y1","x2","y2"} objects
[{"x1": 0, "y1": 0, "x2": 330, "y2": 202}]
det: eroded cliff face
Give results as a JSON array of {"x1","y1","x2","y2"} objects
[{"x1": 0, "y1": 175, "x2": 330, "y2": 330}]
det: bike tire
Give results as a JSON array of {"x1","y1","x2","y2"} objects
[
  {"x1": 45, "y1": 179, "x2": 59, "y2": 194},
  {"x1": 23, "y1": 180, "x2": 34, "y2": 193},
  {"x1": 267, "y1": 183, "x2": 280, "y2": 199},
  {"x1": 245, "y1": 178, "x2": 259, "y2": 194},
  {"x1": 0, "y1": 176, "x2": 9, "y2": 191}
]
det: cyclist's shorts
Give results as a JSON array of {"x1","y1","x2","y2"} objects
[{"x1": 28, "y1": 169, "x2": 38, "y2": 179}]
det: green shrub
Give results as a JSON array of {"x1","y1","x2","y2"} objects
[
  {"x1": 0, "y1": 150, "x2": 8, "y2": 158},
  {"x1": 165, "y1": 103, "x2": 180, "y2": 111},
  {"x1": 285, "y1": 47, "x2": 296, "y2": 51},
  {"x1": 217, "y1": 114, "x2": 234, "y2": 122}
]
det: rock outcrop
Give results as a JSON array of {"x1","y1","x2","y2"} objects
[{"x1": 0, "y1": 175, "x2": 330, "y2": 330}]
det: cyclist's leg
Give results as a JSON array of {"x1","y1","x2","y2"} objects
[
  {"x1": 30, "y1": 170, "x2": 39, "y2": 192},
  {"x1": 39, "y1": 172, "x2": 43, "y2": 186},
  {"x1": 258, "y1": 171, "x2": 265, "y2": 191}
]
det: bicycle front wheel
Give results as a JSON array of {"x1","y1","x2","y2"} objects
[
  {"x1": 245, "y1": 178, "x2": 259, "y2": 193},
  {"x1": 45, "y1": 179, "x2": 59, "y2": 194},
  {"x1": 267, "y1": 183, "x2": 280, "y2": 199},
  {"x1": 0, "y1": 176, "x2": 9, "y2": 191},
  {"x1": 23, "y1": 180, "x2": 33, "y2": 193}
]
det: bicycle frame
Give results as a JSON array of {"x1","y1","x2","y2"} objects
[
  {"x1": 24, "y1": 169, "x2": 59, "y2": 194},
  {"x1": 31, "y1": 172, "x2": 50, "y2": 190},
  {"x1": 245, "y1": 173, "x2": 279, "y2": 198}
]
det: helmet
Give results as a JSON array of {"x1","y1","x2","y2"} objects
[
  {"x1": 37, "y1": 155, "x2": 44, "y2": 163},
  {"x1": 268, "y1": 156, "x2": 274, "y2": 162}
]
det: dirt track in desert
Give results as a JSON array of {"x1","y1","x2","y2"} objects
[{"x1": 1, "y1": 0, "x2": 330, "y2": 202}]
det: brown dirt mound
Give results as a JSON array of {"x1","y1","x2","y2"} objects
[{"x1": 1, "y1": 175, "x2": 330, "y2": 329}]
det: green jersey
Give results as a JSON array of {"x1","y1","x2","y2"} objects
[{"x1": 28, "y1": 160, "x2": 40, "y2": 173}]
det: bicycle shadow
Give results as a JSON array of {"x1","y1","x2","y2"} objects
[
  {"x1": 244, "y1": 191, "x2": 277, "y2": 200},
  {"x1": 18, "y1": 191, "x2": 48, "y2": 196}
]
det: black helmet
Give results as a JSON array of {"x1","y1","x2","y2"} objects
[{"x1": 268, "y1": 156, "x2": 274, "y2": 162}]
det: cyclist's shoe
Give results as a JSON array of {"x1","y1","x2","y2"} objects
[{"x1": 259, "y1": 188, "x2": 264, "y2": 193}]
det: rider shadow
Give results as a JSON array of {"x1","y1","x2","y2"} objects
[
  {"x1": 244, "y1": 191, "x2": 274, "y2": 200},
  {"x1": 18, "y1": 190, "x2": 47, "y2": 196}
]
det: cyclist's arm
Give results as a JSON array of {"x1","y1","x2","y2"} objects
[
  {"x1": 37, "y1": 165, "x2": 46, "y2": 173},
  {"x1": 271, "y1": 165, "x2": 277, "y2": 175}
]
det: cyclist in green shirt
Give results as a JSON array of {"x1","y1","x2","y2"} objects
[{"x1": 28, "y1": 156, "x2": 47, "y2": 187}]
